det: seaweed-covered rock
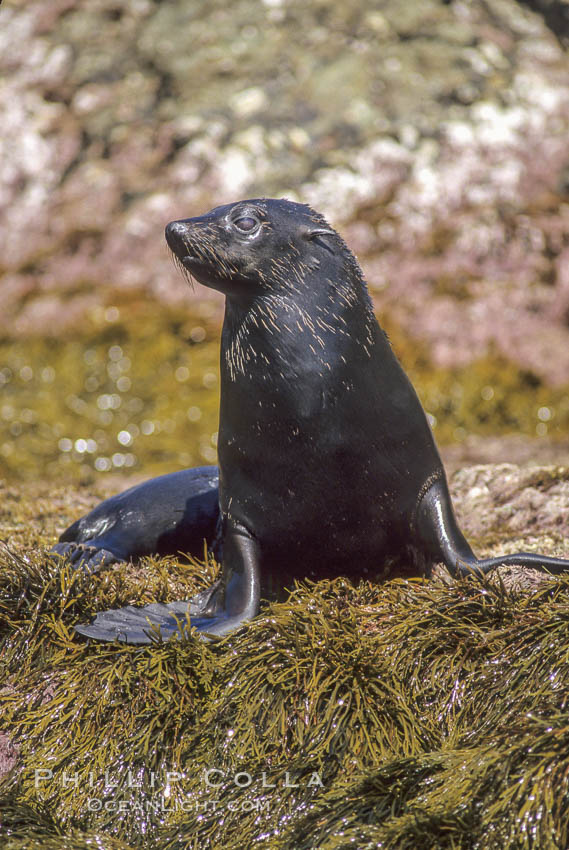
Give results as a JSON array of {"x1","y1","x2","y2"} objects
[{"x1": 2, "y1": 472, "x2": 569, "y2": 846}]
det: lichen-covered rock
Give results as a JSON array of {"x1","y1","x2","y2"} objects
[
  {"x1": 2, "y1": 0, "x2": 569, "y2": 390},
  {"x1": 451, "y1": 462, "x2": 569, "y2": 541}
]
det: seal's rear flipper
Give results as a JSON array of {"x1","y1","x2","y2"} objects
[
  {"x1": 53, "y1": 467, "x2": 221, "y2": 574},
  {"x1": 51, "y1": 542, "x2": 124, "y2": 573},
  {"x1": 416, "y1": 477, "x2": 569, "y2": 578}
]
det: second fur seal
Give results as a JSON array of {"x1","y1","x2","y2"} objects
[{"x1": 58, "y1": 198, "x2": 569, "y2": 643}]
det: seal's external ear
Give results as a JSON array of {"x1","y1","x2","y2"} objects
[{"x1": 301, "y1": 226, "x2": 337, "y2": 255}]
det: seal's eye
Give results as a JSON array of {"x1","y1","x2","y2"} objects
[{"x1": 233, "y1": 216, "x2": 259, "y2": 233}]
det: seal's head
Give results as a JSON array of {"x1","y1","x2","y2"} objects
[{"x1": 165, "y1": 198, "x2": 353, "y2": 298}]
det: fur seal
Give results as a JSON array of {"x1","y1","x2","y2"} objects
[{"x1": 57, "y1": 198, "x2": 569, "y2": 644}]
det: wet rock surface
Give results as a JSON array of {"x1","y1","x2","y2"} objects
[{"x1": 441, "y1": 433, "x2": 569, "y2": 476}]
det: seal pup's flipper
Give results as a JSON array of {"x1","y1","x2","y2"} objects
[
  {"x1": 416, "y1": 478, "x2": 569, "y2": 578},
  {"x1": 75, "y1": 518, "x2": 261, "y2": 643}
]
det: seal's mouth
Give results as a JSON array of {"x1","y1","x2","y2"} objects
[{"x1": 181, "y1": 251, "x2": 199, "y2": 265}]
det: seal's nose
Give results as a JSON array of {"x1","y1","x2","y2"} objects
[{"x1": 165, "y1": 220, "x2": 189, "y2": 251}]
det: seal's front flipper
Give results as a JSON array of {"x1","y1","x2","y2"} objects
[
  {"x1": 414, "y1": 477, "x2": 479, "y2": 576},
  {"x1": 74, "y1": 601, "x2": 195, "y2": 644},
  {"x1": 75, "y1": 581, "x2": 224, "y2": 644},
  {"x1": 201, "y1": 516, "x2": 262, "y2": 636},
  {"x1": 74, "y1": 518, "x2": 261, "y2": 644},
  {"x1": 416, "y1": 477, "x2": 569, "y2": 578}
]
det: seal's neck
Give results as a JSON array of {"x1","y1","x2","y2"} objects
[{"x1": 220, "y1": 260, "x2": 378, "y2": 385}]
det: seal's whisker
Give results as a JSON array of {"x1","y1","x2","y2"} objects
[{"x1": 170, "y1": 251, "x2": 195, "y2": 291}]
